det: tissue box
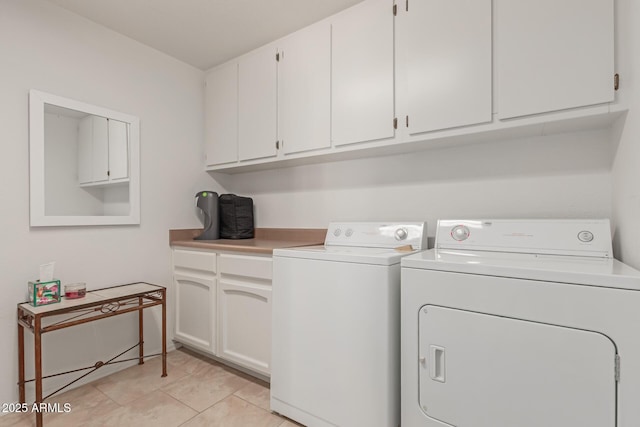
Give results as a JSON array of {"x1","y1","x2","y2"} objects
[{"x1": 28, "y1": 280, "x2": 61, "y2": 306}]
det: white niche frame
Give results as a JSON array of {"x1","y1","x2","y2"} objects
[{"x1": 29, "y1": 89, "x2": 141, "y2": 226}]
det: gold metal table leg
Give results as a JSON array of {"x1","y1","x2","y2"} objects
[
  {"x1": 138, "y1": 296, "x2": 144, "y2": 365},
  {"x1": 162, "y1": 289, "x2": 167, "y2": 377},
  {"x1": 34, "y1": 315, "x2": 43, "y2": 427},
  {"x1": 17, "y1": 308, "x2": 25, "y2": 403}
]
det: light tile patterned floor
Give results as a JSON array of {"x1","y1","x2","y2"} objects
[{"x1": 1, "y1": 348, "x2": 303, "y2": 427}]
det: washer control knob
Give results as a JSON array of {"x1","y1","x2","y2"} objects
[
  {"x1": 451, "y1": 225, "x2": 470, "y2": 241},
  {"x1": 578, "y1": 230, "x2": 594, "y2": 243},
  {"x1": 333, "y1": 228, "x2": 342, "y2": 237},
  {"x1": 395, "y1": 227, "x2": 408, "y2": 241},
  {"x1": 345, "y1": 228, "x2": 354, "y2": 237}
]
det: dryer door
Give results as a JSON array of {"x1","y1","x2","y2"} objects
[{"x1": 418, "y1": 305, "x2": 616, "y2": 427}]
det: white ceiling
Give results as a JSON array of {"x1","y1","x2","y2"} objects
[{"x1": 45, "y1": 0, "x2": 364, "y2": 70}]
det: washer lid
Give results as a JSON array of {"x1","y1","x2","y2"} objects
[
  {"x1": 401, "y1": 249, "x2": 640, "y2": 290},
  {"x1": 273, "y1": 245, "x2": 418, "y2": 266}
]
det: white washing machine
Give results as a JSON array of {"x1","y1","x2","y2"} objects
[
  {"x1": 271, "y1": 222, "x2": 427, "y2": 427},
  {"x1": 401, "y1": 219, "x2": 640, "y2": 427}
]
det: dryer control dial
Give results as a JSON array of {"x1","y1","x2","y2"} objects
[
  {"x1": 577, "y1": 230, "x2": 594, "y2": 243},
  {"x1": 395, "y1": 227, "x2": 408, "y2": 241},
  {"x1": 451, "y1": 225, "x2": 470, "y2": 241}
]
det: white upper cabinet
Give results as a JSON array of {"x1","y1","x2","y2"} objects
[
  {"x1": 204, "y1": 0, "x2": 618, "y2": 173},
  {"x1": 91, "y1": 116, "x2": 109, "y2": 183},
  {"x1": 77, "y1": 116, "x2": 93, "y2": 184},
  {"x1": 205, "y1": 62, "x2": 238, "y2": 166},
  {"x1": 238, "y1": 46, "x2": 278, "y2": 161},
  {"x1": 331, "y1": 0, "x2": 395, "y2": 146},
  {"x1": 278, "y1": 23, "x2": 331, "y2": 155},
  {"x1": 401, "y1": 0, "x2": 492, "y2": 135},
  {"x1": 108, "y1": 119, "x2": 129, "y2": 181},
  {"x1": 496, "y1": 0, "x2": 614, "y2": 119},
  {"x1": 78, "y1": 115, "x2": 128, "y2": 185}
]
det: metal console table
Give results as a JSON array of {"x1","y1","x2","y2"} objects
[{"x1": 17, "y1": 282, "x2": 167, "y2": 427}]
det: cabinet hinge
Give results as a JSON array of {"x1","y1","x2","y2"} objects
[
  {"x1": 276, "y1": 52, "x2": 280, "y2": 62},
  {"x1": 393, "y1": 118, "x2": 398, "y2": 129},
  {"x1": 614, "y1": 73, "x2": 620, "y2": 91},
  {"x1": 615, "y1": 354, "x2": 620, "y2": 382},
  {"x1": 393, "y1": 4, "x2": 397, "y2": 16}
]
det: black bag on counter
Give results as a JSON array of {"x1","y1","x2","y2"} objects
[{"x1": 219, "y1": 194, "x2": 254, "y2": 239}]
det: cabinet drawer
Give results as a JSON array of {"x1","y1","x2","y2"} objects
[
  {"x1": 219, "y1": 254, "x2": 272, "y2": 281},
  {"x1": 173, "y1": 249, "x2": 216, "y2": 273}
]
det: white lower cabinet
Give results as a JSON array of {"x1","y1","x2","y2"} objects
[
  {"x1": 173, "y1": 249, "x2": 217, "y2": 355},
  {"x1": 218, "y1": 280, "x2": 272, "y2": 376},
  {"x1": 172, "y1": 248, "x2": 272, "y2": 377},
  {"x1": 174, "y1": 273, "x2": 217, "y2": 354},
  {"x1": 218, "y1": 253, "x2": 272, "y2": 376}
]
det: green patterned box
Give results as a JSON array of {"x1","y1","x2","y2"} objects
[{"x1": 28, "y1": 280, "x2": 61, "y2": 306}]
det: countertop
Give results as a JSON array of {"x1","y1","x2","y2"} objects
[{"x1": 169, "y1": 228, "x2": 326, "y2": 255}]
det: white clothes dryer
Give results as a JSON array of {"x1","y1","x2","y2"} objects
[
  {"x1": 401, "y1": 219, "x2": 640, "y2": 427},
  {"x1": 271, "y1": 222, "x2": 427, "y2": 427}
]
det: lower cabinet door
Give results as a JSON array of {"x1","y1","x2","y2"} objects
[
  {"x1": 174, "y1": 272, "x2": 216, "y2": 355},
  {"x1": 218, "y1": 280, "x2": 272, "y2": 376}
]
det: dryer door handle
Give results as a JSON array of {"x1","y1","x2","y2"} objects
[{"x1": 429, "y1": 345, "x2": 446, "y2": 383}]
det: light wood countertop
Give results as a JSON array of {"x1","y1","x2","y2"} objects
[{"x1": 169, "y1": 228, "x2": 326, "y2": 255}]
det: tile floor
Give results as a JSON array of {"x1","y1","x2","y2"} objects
[{"x1": 1, "y1": 348, "x2": 302, "y2": 427}]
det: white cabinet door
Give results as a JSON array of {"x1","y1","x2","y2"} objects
[
  {"x1": 218, "y1": 253, "x2": 272, "y2": 376},
  {"x1": 91, "y1": 116, "x2": 109, "y2": 183},
  {"x1": 173, "y1": 248, "x2": 217, "y2": 355},
  {"x1": 218, "y1": 280, "x2": 272, "y2": 376},
  {"x1": 174, "y1": 272, "x2": 217, "y2": 355},
  {"x1": 77, "y1": 116, "x2": 93, "y2": 184},
  {"x1": 238, "y1": 46, "x2": 278, "y2": 161},
  {"x1": 331, "y1": 0, "x2": 395, "y2": 146},
  {"x1": 78, "y1": 116, "x2": 128, "y2": 185},
  {"x1": 404, "y1": 0, "x2": 491, "y2": 134},
  {"x1": 108, "y1": 119, "x2": 129, "y2": 181},
  {"x1": 205, "y1": 62, "x2": 238, "y2": 166},
  {"x1": 496, "y1": 0, "x2": 614, "y2": 119},
  {"x1": 278, "y1": 23, "x2": 331, "y2": 155}
]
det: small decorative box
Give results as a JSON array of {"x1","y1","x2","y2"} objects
[
  {"x1": 28, "y1": 280, "x2": 61, "y2": 306},
  {"x1": 64, "y1": 282, "x2": 86, "y2": 299}
]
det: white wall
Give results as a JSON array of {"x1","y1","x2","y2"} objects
[
  {"x1": 222, "y1": 129, "x2": 613, "y2": 239},
  {"x1": 0, "y1": 0, "x2": 221, "y2": 405},
  {"x1": 612, "y1": 0, "x2": 640, "y2": 268}
]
